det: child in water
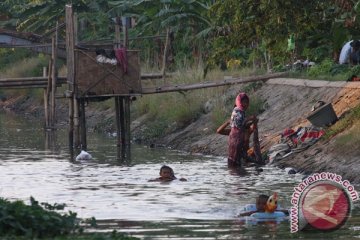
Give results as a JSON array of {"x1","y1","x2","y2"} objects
[
  {"x1": 239, "y1": 194, "x2": 289, "y2": 216},
  {"x1": 148, "y1": 165, "x2": 187, "y2": 182},
  {"x1": 239, "y1": 194, "x2": 269, "y2": 216}
]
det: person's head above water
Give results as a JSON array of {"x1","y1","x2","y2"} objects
[
  {"x1": 235, "y1": 92, "x2": 250, "y2": 111},
  {"x1": 159, "y1": 165, "x2": 176, "y2": 180},
  {"x1": 256, "y1": 194, "x2": 269, "y2": 212},
  {"x1": 148, "y1": 165, "x2": 187, "y2": 182}
]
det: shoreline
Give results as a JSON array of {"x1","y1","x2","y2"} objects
[{"x1": 1, "y1": 80, "x2": 360, "y2": 183}]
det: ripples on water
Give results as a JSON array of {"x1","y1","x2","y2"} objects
[{"x1": 1, "y1": 113, "x2": 360, "y2": 239}]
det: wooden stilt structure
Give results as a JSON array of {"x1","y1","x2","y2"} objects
[{"x1": 65, "y1": 4, "x2": 75, "y2": 158}]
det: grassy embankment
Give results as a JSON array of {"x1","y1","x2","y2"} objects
[{"x1": 1, "y1": 53, "x2": 360, "y2": 145}]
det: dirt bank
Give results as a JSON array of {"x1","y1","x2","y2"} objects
[
  {"x1": 151, "y1": 81, "x2": 360, "y2": 183},
  {"x1": 1, "y1": 80, "x2": 360, "y2": 182}
]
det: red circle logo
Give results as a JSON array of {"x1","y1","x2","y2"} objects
[{"x1": 300, "y1": 182, "x2": 351, "y2": 231}]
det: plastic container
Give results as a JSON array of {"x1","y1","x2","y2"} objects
[{"x1": 306, "y1": 103, "x2": 338, "y2": 127}]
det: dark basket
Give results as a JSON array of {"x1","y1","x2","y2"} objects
[{"x1": 306, "y1": 103, "x2": 338, "y2": 127}]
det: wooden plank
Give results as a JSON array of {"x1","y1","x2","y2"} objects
[
  {"x1": 0, "y1": 82, "x2": 63, "y2": 87},
  {"x1": 0, "y1": 73, "x2": 162, "y2": 81},
  {"x1": 141, "y1": 72, "x2": 287, "y2": 94},
  {"x1": 0, "y1": 76, "x2": 66, "y2": 82}
]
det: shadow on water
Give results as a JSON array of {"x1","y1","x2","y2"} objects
[{"x1": 1, "y1": 112, "x2": 360, "y2": 239}]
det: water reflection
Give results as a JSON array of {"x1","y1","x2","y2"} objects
[{"x1": 1, "y1": 112, "x2": 360, "y2": 239}]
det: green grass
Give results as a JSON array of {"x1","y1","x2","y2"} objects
[
  {"x1": 322, "y1": 105, "x2": 360, "y2": 145},
  {"x1": 134, "y1": 67, "x2": 268, "y2": 139}
]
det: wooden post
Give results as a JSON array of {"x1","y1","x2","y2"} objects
[
  {"x1": 115, "y1": 96, "x2": 122, "y2": 147},
  {"x1": 74, "y1": 97, "x2": 80, "y2": 148},
  {"x1": 119, "y1": 97, "x2": 126, "y2": 150},
  {"x1": 43, "y1": 66, "x2": 49, "y2": 128},
  {"x1": 122, "y1": 18, "x2": 131, "y2": 156},
  {"x1": 80, "y1": 99, "x2": 87, "y2": 150},
  {"x1": 66, "y1": 4, "x2": 75, "y2": 155},
  {"x1": 124, "y1": 97, "x2": 131, "y2": 158},
  {"x1": 114, "y1": 17, "x2": 122, "y2": 152},
  {"x1": 51, "y1": 26, "x2": 58, "y2": 128},
  {"x1": 73, "y1": 13, "x2": 81, "y2": 148}
]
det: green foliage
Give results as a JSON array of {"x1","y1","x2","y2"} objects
[
  {"x1": 135, "y1": 90, "x2": 204, "y2": 139},
  {"x1": 307, "y1": 58, "x2": 334, "y2": 77},
  {"x1": 0, "y1": 49, "x2": 33, "y2": 71},
  {"x1": 211, "y1": 102, "x2": 229, "y2": 130},
  {"x1": 0, "y1": 197, "x2": 138, "y2": 240},
  {"x1": 0, "y1": 197, "x2": 80, "y2": 238}
]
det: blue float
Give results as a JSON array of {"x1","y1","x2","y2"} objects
[{"x1": 239, "y1": 204, "x2": 287, "y2": 220}]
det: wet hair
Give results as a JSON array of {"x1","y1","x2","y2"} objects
[
  {"x1": 240, "y1": 94, "x2": 249, "y2": 102},
  {"x1": 351, "y1": 40, "x2": 360, "y2": 50},
  {"x1": 257, "y1": 194, "x2": 269, "y2": 202},
  {"x1": 95, "y1": 48, "x2": 107, "y2": 56},
  {"x1": 159, "y1": 165, "x2": 175, "y2": 177}
]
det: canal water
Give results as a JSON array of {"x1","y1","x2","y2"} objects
[{"x1": 1, "y1": 112, "x2": 360, "y2": 239}]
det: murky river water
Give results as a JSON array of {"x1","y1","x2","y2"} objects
[{"x1": 1, "y1": 112, "x2": 360, "y2": 239}]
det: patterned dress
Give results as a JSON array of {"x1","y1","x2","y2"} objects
[{"x1": 228, "y1": 107, "x2": 246, "y2": 167}]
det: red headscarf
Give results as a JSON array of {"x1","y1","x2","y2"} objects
[{"x1": 235, "y1": 92, "x2": 249, "y2": 111}]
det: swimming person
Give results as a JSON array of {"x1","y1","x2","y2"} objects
[
  {"x1": 239, "y1": 194, "x2": 269, "y2": 216},
  {"x1": 148, "y1": 165, "x2": 187, "y2": 182},
  {"x1": 239, "y1": 193, "x2": 289, "y2": 217}
]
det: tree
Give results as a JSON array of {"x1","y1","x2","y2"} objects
[{"x1": 208, "y1": 0, "x2": 360, "y2": 69}]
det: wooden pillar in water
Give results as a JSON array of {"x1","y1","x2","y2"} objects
[
  {"x1": 114, "y1": 17, "x2": 132, "y2": 159},
  {"x1": 122, "y1": 17, "x2": 131, "y2": 158},
  {"x1": 73, "y1": 13, "x2": 81, "y2": 149},
  {"x1": 79, "y1": 98, "x2": 87, "y2": 150},
  {"x1": 50, "y1": 22, "x2": 58, "y2": 129},
  {"x1": 66, "y1": 4, "x2": 75, "y2": 156},
  {"x1": 124, "y1": 97, "x2": 131, "y2": 158},
  {"x1": 114, "y1": 17, "x2": 122, "y2": 154},
  {"x1": 115, "y1": 99, "x2": 121, "y2": 160}
]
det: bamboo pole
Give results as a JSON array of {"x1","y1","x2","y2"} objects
[
  {"x1": 141, "y1": 72, "x2": 287, "y2": 94},
  {"x1": 43, "y1": 66, "x2": 49, "y2": 129},
  {"x1": 73, "y1": 12, "x2": 81, "y2": 148},
  {"x1": 119, "y1": 97, "x2": 126, "y2": 150},
  {"x1": 66, "y1": 4, "x2": 75, "y2": 154},
  {"x1": 114, "y1": 17, "x2": 122, "y2": 150},
  {"x1": 115, "y1": 97, "x2": 121, "y2": 147},
  {"x1": 50, "y1": 22, "x2": 58, "y2": 129},
  {"x1": 80, "y1": 99, "x2": 87, "y2": 150},
  {"x1": 124, "y1": 97, "x2": 131, "y2": 159},
  {"x1": 122, "y1": 18, "x2": 131, "y2": 155}
]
